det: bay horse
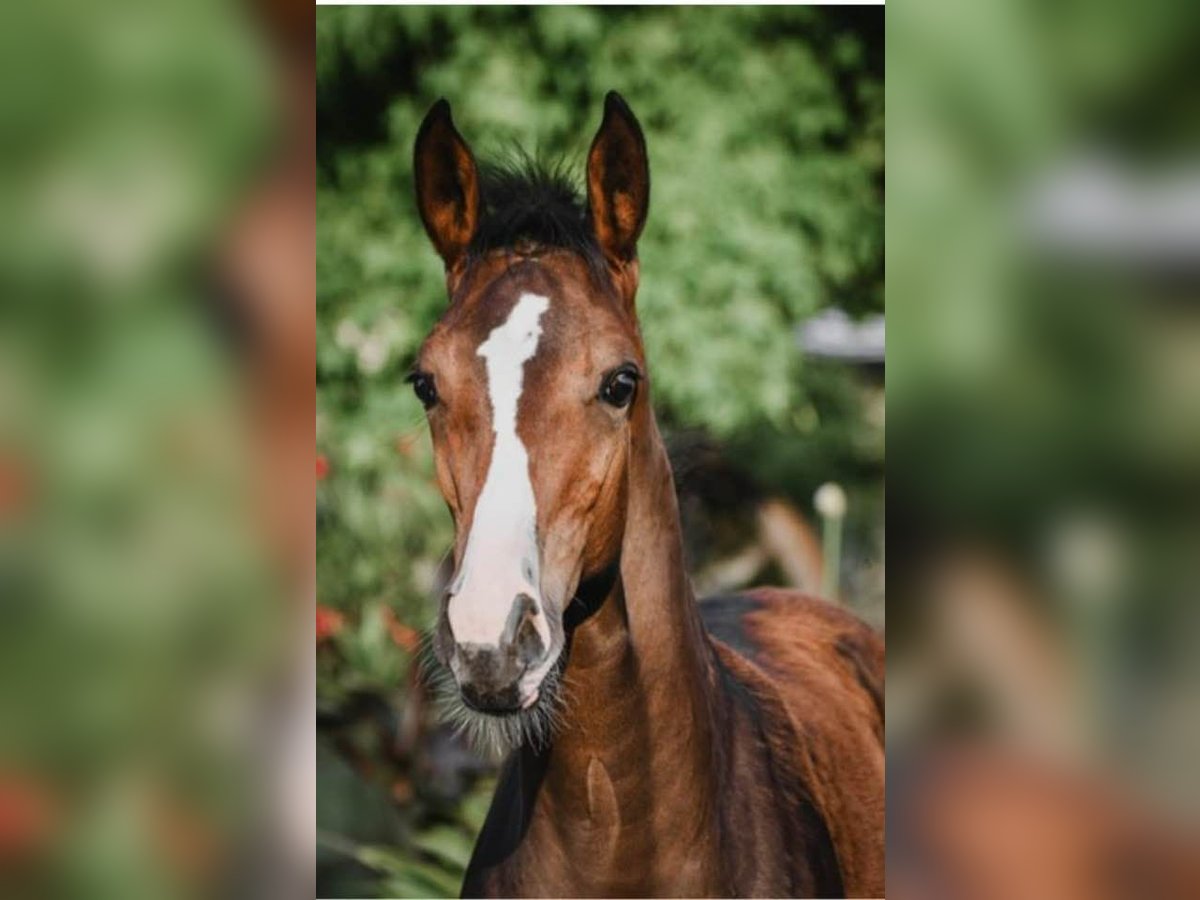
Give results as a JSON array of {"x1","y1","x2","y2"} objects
[{"x1": 410, "y1": 92, "x2": 884, "y2": 898}]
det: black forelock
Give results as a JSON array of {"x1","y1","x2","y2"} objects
[{"x1": 466, "y1": 153, "x2": 607, "y2": 278}]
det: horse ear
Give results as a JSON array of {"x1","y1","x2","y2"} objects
[
  {"x1": 586, "y1": 91, "x2": 650, "y2": 265},
  {"x1": 413, "y1": 99, "x2": 480, "y2": 271}
]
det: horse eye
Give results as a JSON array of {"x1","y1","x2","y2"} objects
[
  {"x1": 408, "y1": 372, "x2": 438, "y2": 409},
  {"x1": 599, "y1": 366, "x2": 639, "y2": 408}
]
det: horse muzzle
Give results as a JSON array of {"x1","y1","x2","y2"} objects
[{"x1": 446, "y1": 592, "x2": 551, "y2": 715}]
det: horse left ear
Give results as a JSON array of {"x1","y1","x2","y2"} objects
[
  {"x1": 413, "y1": 99, "x2": 480, "y2": 273},
  {"x1": 586, "y1": 91, "x2": 650, "y2": 266}
]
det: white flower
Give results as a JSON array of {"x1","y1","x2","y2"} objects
[
  {"x1": 357, "y1": 336, "x2": 388, "y2": 375},
  {"x1": 814, "y1": 482, "x2": 847, "y2": 520},
  {"x1": 335, "y1": 318, "x2": 364, "y2": 350}
]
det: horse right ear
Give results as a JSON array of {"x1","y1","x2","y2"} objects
[
  {"x1": 413, "y1": 99, "x2": 480, "y2": 272},
  {"x1": 586, "y1": 91, "x2": 650, "y2": 266}
]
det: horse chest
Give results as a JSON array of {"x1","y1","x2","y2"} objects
[
  {"x1": 477, "y1": 755, "x2": 724, "y2": 897},
  {"x1": 583, "y1": 755, "x2": 621, "y2": 843}
]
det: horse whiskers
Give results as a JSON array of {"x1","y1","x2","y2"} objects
[
  {"x1": 424, "y1": 650, "x2": 571, "y2": 759},
  {"x1": 413, "y1": 630, "x2": 446, "y2": 688},
  {"x1": 413, "y1": 584, "x2": 578, "y2": 758}
]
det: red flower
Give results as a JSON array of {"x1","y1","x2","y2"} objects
[
  {"x1": 315, "y1": 454, "x2": 329, "y2": 481},
  {"x1": 316, "y1": 605, "x2": 345, "y2": 642},
  {"x1": 382, "y1": 608, "x2": 420, "y2": 652},
  {"x1": 0, "y1": 454, "x2": 31, "y2": 518},
  {"x1": 0, "y1": 773, "x2": 56, "y2": 859}
]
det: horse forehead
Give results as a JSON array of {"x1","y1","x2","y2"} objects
[
  {"x1": 458, "y1": 291, "x2": 588, "y2": 367},
  {"x1": 454, "y1": 254, "x2": 597, "y2": 328},
  {"x1": 428, "y1": 266, "x2": 625, "y2": 383},
  {"x1": 476, "y1": 290, "x2": 553, "y2": 362}
]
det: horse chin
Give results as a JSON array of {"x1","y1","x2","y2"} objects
[{"x1": 436, "y1": 648, "x2": 569, "y2": 759}]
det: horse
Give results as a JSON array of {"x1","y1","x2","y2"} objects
[{"x1": 408, "y1": 91, "x2": 884, "y2": 898}]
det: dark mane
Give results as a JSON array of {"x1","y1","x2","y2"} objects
[{"x1": 467, "y1": 155, "x2": 607, "y2": 276}]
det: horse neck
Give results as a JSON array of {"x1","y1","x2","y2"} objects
[
  {"x1": 612, "y1": 410, "x2": 713, "y2": 700},
  {"x1": 527, "y1": 407, "x2": 725, "y2": 886}
]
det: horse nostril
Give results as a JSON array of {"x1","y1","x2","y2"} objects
[
  {"x1": 504, "y1": 592, "x2": 546, "y2": 667},
  {"x1": 512, "y1": 592, "x2": 536, "y2": 618},
  {"x1": 514, "y1": 608, "x2": 545, "y2": 667}
]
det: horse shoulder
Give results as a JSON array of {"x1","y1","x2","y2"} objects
[
  {"x1": 701, "y1": 588, "x2": 883, "y2": 739},
  {"x1": 701, "y1": 588, "x2": 885, "y2": 897}
]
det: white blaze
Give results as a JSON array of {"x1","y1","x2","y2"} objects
[{"x1": 447, "y1": 292, "x2": 551, "y2": 647}]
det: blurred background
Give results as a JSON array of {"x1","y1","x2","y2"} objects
[
  {"x1": 315, "y1": 6, "x2": 883, "y2": 898},
  {"x1": 1, "y1": 1, "x2": 313, "y2": 898},
  {"x1": 888, "y1": 0, "x2": 1200, "y2": 897}
]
